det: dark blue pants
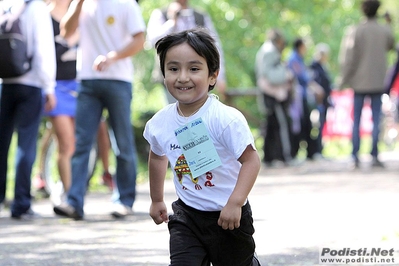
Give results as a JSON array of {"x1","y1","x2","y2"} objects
[
  {"x1": 0, "y1": 84, "x2": 43, "y2": 216},
  {"x1": 352, "y1": 92, "x2": 383, "y2": 159},
  {"x1": 168, "y1": 199, "x2": 259, "y2": 266}
]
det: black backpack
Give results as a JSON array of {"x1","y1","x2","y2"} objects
[{"x1": 0, "y1": 0, "x2": 32, "y2": 78}]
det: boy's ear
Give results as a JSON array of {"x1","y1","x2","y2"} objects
[{"x1": 210, "y1": 70, "x2": 219, "y2": 86}]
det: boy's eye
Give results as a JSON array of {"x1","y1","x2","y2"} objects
[{"x1": 191, "y1": 67, "x2": 200, "y2": 72}]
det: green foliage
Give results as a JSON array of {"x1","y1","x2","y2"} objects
[
  {"x1": 137, "y1": 0, "x2": 399, "y2": 92},
  {"x1": 130, "y1": 0, "x2": 399, "y2": 168}
]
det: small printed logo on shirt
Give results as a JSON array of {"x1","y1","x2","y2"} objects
[
  {"x1": 170, "y1": 143, "x2": 181, "y2": 150},
  {"x1": 107, "y1": 16, "x2": 115, "y2": 25}
]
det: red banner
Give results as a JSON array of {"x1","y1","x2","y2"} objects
[{"x1": 323, "y1": 89, "x2": 372, "y2": 138}]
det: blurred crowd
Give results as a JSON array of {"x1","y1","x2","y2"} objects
[
  {"x1": 255, "y1": 0, "x2": 398, "y2": 170},
  {"x1": 0, "y1": 0, "x2": 398, "y2": 222}
]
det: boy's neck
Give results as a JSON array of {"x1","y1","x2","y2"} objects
[{"x1": 177, "y1": 97, "x2": 208, "y2": 117}]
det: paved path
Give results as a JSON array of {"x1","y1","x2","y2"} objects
[{"x1": 1, "y1": 152, "x2": 399, "y2": 266}]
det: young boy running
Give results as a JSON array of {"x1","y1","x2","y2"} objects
[{"x1": 143, "y1": 28, "x2": 261, "y2": 266}]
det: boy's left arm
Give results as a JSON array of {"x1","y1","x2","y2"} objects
[{"x1": 218, "y1": 145, "x2": 260, "y2": 230}]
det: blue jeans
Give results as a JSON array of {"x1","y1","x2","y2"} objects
[
  {"x1": 67, "y1": 79, "x2": 137, "y2": 217},
  {"x1": 0, "y1": 84, "x2": 43, "y2": 216},
  {"x1": 352, "y1": 92, "x2": 382, "y2": 159}
]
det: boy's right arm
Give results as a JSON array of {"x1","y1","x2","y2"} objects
[{"x1": 148, "y1": 150, "x2": 169, "y2": 224}]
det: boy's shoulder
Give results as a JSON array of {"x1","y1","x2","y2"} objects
[
  {"x1": 207, "y1": 97, "x2": 247, "y2": 124},
  {"x1": 210, "y1": 97, "x2": 242, "y2": 114},
  {"x1": 148, "y1": 103, "x2": 176, "y2": 123}
]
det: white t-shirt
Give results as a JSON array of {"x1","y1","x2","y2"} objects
[
  {"x1": 77, "y1": 0, "x2": 146, "y2": 82},
  {"x1": 143, "y1": 95, "x2": 256, "y2": 211}
]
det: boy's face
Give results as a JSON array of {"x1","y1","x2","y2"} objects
[{"x1": 163, "y1": 42, "x2": 218, "y2": 110}]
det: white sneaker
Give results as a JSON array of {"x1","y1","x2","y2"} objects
[
  {"x1": 111, "y1": 203, "x2": 133, "y2": 218},
  {"x1": 50, "y1": 181, "x2": 65, "y2": 206}
]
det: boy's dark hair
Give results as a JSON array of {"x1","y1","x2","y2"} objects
[
  {"x1": 155, "y1": 28, "x2": 220, "y2": 91},
  {"x1": 293, "y1": 38, "x2": 304, "y2": 51},
  {"x1": 361, "y1": 0, "x2": 380, "y2": 18}
]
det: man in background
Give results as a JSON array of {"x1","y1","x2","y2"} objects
[
  {"x1": 0, "y1": 0, "x2": 56, "y2": 220},
  {"x1": 339, "y1": 0, "x2": 394, "y2": 168},
  {"x1": 53, "y1": 0, "x2": 145, "y2": 220},
  {"x1": 255, "y1": 29, "x2": 294, "y2": 167}
]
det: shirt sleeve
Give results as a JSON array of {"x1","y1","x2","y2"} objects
[
  {"x1": 125, "y1": 0, "x2": 146, "y2": 36},
  {"x1": 339, "y1": 25, "x2": 357, "y2": 87},
  {"x1": 146, "y1": 9, "x2": 175, "y2": 47},
  {"x1": 143, "y1": 119, "x2": 166, "y2": 157},
  {"x1": 218, "y1": 109, "x2": 255, "y2": 160},
  {"x1": 258, "y1": 48, "x2": 288, "y2": 85},
  {"x1": 289, "y1": 54, "x2": 310, "y2": 89},
  {"x1": 31, "y1": 2, "x2": 56, "y2": 94}
]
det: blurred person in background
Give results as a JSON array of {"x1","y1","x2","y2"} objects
[
  {"x1": 147, "y1": 0, "x2": 226, "y2": 103},
  {"x1": 43, "y1": 0, "x2": 78, "y2": 204},
  {"x1": 53, "y1": 0, "x2": 145, "y2": 220},
  {"x1": 0, "y1": 0, "x2": 56, "y2": 220},
  {"x1": 339, "y1": 0, "x2": 394, "y2": 168},
  {"x1": 288, "y1": 38, "x2": 322, "y2": 161},
  {"x1": 40, "y1": 0, "x2": 115, "y2": 207},
  {"x1": 310, "y1": 43, "x2": 333, "y2": 157},
  {"x1": 255, "y1": 29, "x2": 294, "y2": 167}
]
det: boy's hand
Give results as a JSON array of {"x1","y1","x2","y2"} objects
[
  {"x1": 218, "y1": 202, "x2": 242, "y2": 230},
  {"x1": 150, "y1": 201, "x2": 169, "y2": 224}
]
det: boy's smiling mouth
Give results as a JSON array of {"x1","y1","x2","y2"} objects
[{"x1": 177, "y1": 87, "x2": 193, "y2": 91}]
